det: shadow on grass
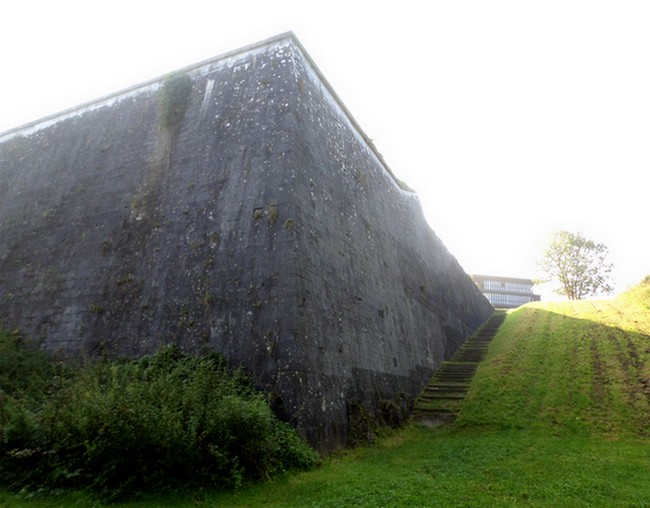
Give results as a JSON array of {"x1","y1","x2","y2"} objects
[{"x1": 456, "y1": 304, "x2": 650, "y2": 438}]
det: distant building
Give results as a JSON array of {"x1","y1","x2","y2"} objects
[{"x1": 472, "y1": 275, "x2": 541, "y2": 309}]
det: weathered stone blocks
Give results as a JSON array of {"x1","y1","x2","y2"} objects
[{"x1": 0, "y1": 33, "x2": 492, "y2": 451}]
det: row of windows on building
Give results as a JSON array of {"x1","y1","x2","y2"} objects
[
  {"x1": 482, "y1": 292, "x2": 538, "y2": 308},
  {"x1": 471, "y1": 275, "x2": 541, "y2": 309},
  {"x1": 482, "y1": 280, "x2": 532, "y2": 293}
]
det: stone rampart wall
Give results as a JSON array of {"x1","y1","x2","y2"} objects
[{"x1": 0, "y1": 34, "x2": 493, "y2": 450}]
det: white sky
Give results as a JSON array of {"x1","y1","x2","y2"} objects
[{"x1": 2, "y1": 0, "x2": 649, "y2": 298}]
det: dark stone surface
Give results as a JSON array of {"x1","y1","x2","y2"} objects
[{"x1": 0, "y1": 33, "x2": 493, "y2": 451}]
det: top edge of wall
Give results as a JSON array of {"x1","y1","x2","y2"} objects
[{"x1": 0, "y1": 32, "x2": 414, "y2": 194}]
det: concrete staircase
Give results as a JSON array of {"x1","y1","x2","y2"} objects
[{"x1": 413, "y1": 312, "x2": 506, "y2": 425}]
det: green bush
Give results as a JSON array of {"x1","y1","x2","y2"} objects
[
  {"x1": 0, "y1": 337, "x2": 318, "y2": 502},
  {"x1": 0, "y1": 330, "x2": 66, "y2": 399}
]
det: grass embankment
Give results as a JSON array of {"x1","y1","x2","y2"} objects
[{"x1": 2, "y1": 281, "x2": 650, "y2": 506}]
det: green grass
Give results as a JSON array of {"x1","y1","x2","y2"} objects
[
  {"x1": 459, "y1": 290, "x2": 650, "y2": 437},
  {"x1": 3, "y1": 427, "x2": 647, "y2": 507},
  {"x1": 2, "y1": 281, "x2": 650, "y2": 506}
]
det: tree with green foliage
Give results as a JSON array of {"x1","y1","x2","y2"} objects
[{"x1": 538, "y1": 231, "x2": 614, "y2": 300}]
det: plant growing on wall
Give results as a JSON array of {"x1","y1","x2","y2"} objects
[{"x1": 158, "y1": 72, "x2": 193, "y2": 129}]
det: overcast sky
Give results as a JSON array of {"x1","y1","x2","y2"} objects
[{"x1": 2, "y1": 1, "x2": 649, "y2": 297}]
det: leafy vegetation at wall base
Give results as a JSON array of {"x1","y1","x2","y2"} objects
[{"x1": 0, "y1": 339, "x2": 318, "y2": 501}]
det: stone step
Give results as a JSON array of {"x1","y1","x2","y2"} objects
[
  {"x1": 433, "y1": 366, "x2": 476, "y2": 371},
  {"x1": 432, "y1": 374, "x2": 476, "y2": 381},
  {"x1": 422, "y1": 387, "x2": 469, "y2": 396},
  {"x1": 424, "y1": 382, "x2": 471, "y2": 389},
  {"x1": 412, "y1": 407, "x2": 458, "y2": 417},
  {"x1": 433, "y1": 371, "x2": 477, "y2": 377},
  {"x1": 434, "y1": 372, "x2": 477, "y2": 378},
  {"x1": 453, "y1": 352, "x2": 486, "y2": 362},
  {"x1": 418, "y1": 393, "x2": 466, "y2": 400},
  {"x1": 434, "y1": 368, "x2": 478, "y2": 376}
]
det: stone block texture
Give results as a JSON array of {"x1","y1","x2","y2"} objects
[{"x1": 0, "y1": 33, "x2": 493, "y2": 451}]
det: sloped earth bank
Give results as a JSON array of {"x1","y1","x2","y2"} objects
[{"x1": 458, "y1": 287, "x2": 650, "y2": 437}]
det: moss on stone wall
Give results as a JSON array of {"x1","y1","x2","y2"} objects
[{"x1": 158, "y1": 72, "x2": 193, "y2": 130}]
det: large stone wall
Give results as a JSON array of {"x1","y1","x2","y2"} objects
[{"x1": 0, "y1": 33, "x2": 493, "y2": 451}]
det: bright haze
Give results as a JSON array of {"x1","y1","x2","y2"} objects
[{"x1": 2, "y1": 1, "x2": 648, "y2": 297}]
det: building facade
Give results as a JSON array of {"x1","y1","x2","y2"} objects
[{"x1": 472, "y1": 275, "x2": 540, "y2": 308}]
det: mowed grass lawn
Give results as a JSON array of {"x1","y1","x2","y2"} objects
[{"x1": 3, "y1": 282, "x2": 650, "y2": 507}]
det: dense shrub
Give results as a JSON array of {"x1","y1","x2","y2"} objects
[
  {"x1": 0, "y1": 335, "x2": 318, "y2": 501},
  {"x1": 0, "y1": 330, "x2": 68, "y2": 399}
]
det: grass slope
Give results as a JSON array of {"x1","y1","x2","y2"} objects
[
  {"x1": 459, "y1": 291, "x2": 650, "y2": 437},
  {"x1": 3, "y1": 281, "x2": 650, "y2": 506}
]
